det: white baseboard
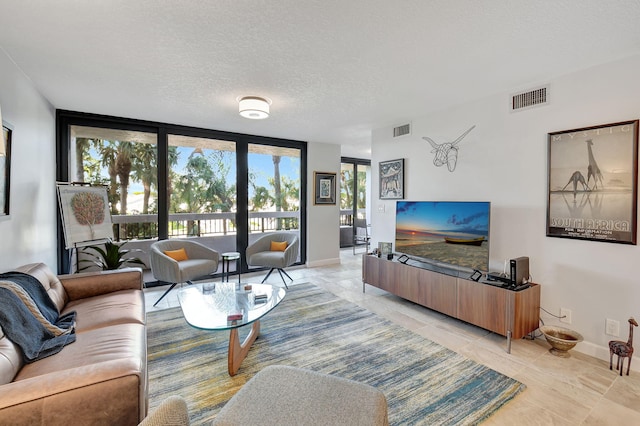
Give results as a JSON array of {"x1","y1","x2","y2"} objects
[{"x1": 306, "y1": 257, "x2": 341, "y2": 268}]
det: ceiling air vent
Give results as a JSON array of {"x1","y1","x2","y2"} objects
[
  {"x1": 393, "y1": 123, "x2": 411, "y2": 138},
  {"x1": 511, "y1": 85, "x2": 549, "y2": 112}
]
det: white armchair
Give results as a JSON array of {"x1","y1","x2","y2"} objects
[
  {"x1": 139, "y1": 395, "x2": 190, "y2": 426},
  {"x1": 246, "y1": 232, "x2": 299, "y2": 288},
  {"x1": 353, "y1": 218, "x2": 370, "y2": 255},
  {"x1": 149, "y1": 239, "x2": 220, "y2": 306}
]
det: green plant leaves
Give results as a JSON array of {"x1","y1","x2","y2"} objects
[{"x1": 79, "y1": 241, "x2": 146, "y2": 271}]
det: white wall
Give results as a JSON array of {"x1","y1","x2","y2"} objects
[
  {"x1": 0, "y1": 47, "x2": 343, "y2": 273},
  {"x1": 371, "y1": 53, "x2": 640, "y2": 366},
  {"x1": 306, "y1": 142, "x2": 341, "y2": 267},
  {"x1": 0, "y1": 50, "x2": 56, "y2": 271}
]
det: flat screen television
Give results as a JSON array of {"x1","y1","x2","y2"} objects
[{"x1": 395, "y1": 201, "x2": 491, "y2": 272}]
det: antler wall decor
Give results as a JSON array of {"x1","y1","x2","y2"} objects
[{"x1": 422, "y1": 125, "x2": 476, "y2": 172}]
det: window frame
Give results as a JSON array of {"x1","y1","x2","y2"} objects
[{"x1": 56, "y1": 110, "x2": 307, "y2": 275}]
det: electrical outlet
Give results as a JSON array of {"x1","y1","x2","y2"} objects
[
  {"x1": 606, "y1": 319, "x2": 620, "y2": 337},
  {"x1": 377, "y1": 204, "x2": 385, "y2": 213},
  {"x1": 560, "y1": 308, "x2": 572, "y2": 324}
]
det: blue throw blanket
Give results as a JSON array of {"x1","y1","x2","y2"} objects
[{"x1": 0, "y1": 272, "x2": 76, "y2": 363}]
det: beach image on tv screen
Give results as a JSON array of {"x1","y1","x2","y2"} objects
[{"x1": 395, "y1": 201, "x2": 490, "y2": 271}]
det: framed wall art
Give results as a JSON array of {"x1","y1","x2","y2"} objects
[
  {"x1": 313, "y1": 171, "x2": 336, "y2": 205},
  {"x1": 547, "y1": 120, "x2": 639, "y2": 244},
  {"x1": 379, "y1": 158, "x2": 404, "y2": 200},
  {"x1": 56, "y1": 183, "x2": 114, "y2": 248},
  {"x1": 1, "y1": 119, "x2": 12, "y2": 217}
]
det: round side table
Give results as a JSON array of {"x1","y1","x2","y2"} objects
[{"x1": 221, "y1": 251, "x2": 241, "y2": 284}]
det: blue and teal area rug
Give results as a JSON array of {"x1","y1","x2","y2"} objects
[{"x1": 147, "y1": 283, "x2": 525, "y2": 425}]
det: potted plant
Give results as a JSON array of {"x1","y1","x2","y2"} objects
[{"x1": 79, "y1": 240, "x2": 146, "y2": 271}]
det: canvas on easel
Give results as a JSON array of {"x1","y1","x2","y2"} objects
[{"x1": 56, "y1": 183, "x2": 114, "y2": 248}]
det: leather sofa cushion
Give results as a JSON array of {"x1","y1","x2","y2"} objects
[
  {"x1": 59, "y1": 267, "x2": 143, "y2": 301},
  {"x1": 12, "y1": 263, "x2": 68, "y2": 313},
  {"x1": 0, "y1": 327, "x2": 23, "y2": 385},
  {"x1": 15, "y1": 323, "x2": 146, "y2": 381},
  {"x1": 1, "y1": 263, "x2": 65, "y2": 386},
  {"x1": 2, "y1": 372, "x2": 142, "y2": 426},
  {"x1": 62, "y1": 290, "x2": 145, "y2": 333}
]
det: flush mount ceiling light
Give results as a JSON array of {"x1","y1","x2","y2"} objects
[{"x1": 238, "y1": 96, "x2": 271, "y2": 120}]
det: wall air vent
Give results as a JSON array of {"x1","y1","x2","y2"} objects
[
  {"x1": 393, "y1": 123, "x2": 411, "y2": 138},
  {"x1": 511, "y1": 85, "x2": 549, "y2": 112}
]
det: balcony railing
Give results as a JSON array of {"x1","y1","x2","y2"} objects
[
  {"x1": 339, "y1": 209, "x2": 368, "y2": 227},
  {"x1": 111, "y1": 211, "x2": 300, "y2": 241}
]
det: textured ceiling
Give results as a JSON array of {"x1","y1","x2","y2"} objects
[{"x1": 2, "y1": 1, "x2": 640, "y2": 158}]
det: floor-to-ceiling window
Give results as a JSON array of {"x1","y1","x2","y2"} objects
[
  {"x1": 247, "y1": 143, "x2": 302, "y2": 271},
  {"x1": 166, "y1": 134, "x2": 238, "y2": 254},
  {"x1": 68, "y1": 125, "x2": 159, "y2": 241},
  {"x1": 57, "y1": 111, "x2": 306, "y2": 277}
]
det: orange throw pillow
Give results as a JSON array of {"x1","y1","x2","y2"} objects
[
  {"x1": 270, "y1": 241, "x2": 288, "y2": 251},
  {"x1": 164, "y1": 248, "x2": 189, "y2": 261}
]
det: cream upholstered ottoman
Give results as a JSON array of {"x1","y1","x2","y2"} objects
[{"x1": 212, "y1": 365, "x2": 389, "y2": 426}]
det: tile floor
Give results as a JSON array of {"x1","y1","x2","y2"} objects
[{"x1": 143, "y1": 249, "x2": 640, "y2": 425}]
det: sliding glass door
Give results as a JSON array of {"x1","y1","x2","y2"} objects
[{"x1": 340, "y1": 158, "x2": 371, "y2": 248}]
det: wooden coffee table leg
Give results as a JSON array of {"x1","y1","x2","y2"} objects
[{"x1": 228, "y1": 320, "x2": 260, "y2": 376}]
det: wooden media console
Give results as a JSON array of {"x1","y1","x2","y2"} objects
[{"x1": 362, "y1": 255, "x2": 540, "y2": 352}]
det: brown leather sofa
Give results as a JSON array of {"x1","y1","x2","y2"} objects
[{"x1": 0, "y1": 263, "x2": 147, "y2": 425}]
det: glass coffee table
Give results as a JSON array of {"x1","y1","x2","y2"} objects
[{"x1": 177, "y1": 282, "x2": 286, "y2": 376}]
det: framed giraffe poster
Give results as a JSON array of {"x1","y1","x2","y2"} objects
[{"x1": 547, "y1": 120, "x2": 639, "y2": 244}]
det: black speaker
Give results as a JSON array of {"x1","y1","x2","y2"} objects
[{"x1": 509, "y1": 257, "x2": 529, "y2": 286}]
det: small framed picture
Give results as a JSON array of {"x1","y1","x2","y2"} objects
[
  {"x1": 314, "y1": 171, "x2": 336, "y2": 205},
  {"x1": 378, "y1": 242, "x2": 392, "y2": 255},
  {"x1": 379, "y1": 158, "x2": 404, "y2": 200}
]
